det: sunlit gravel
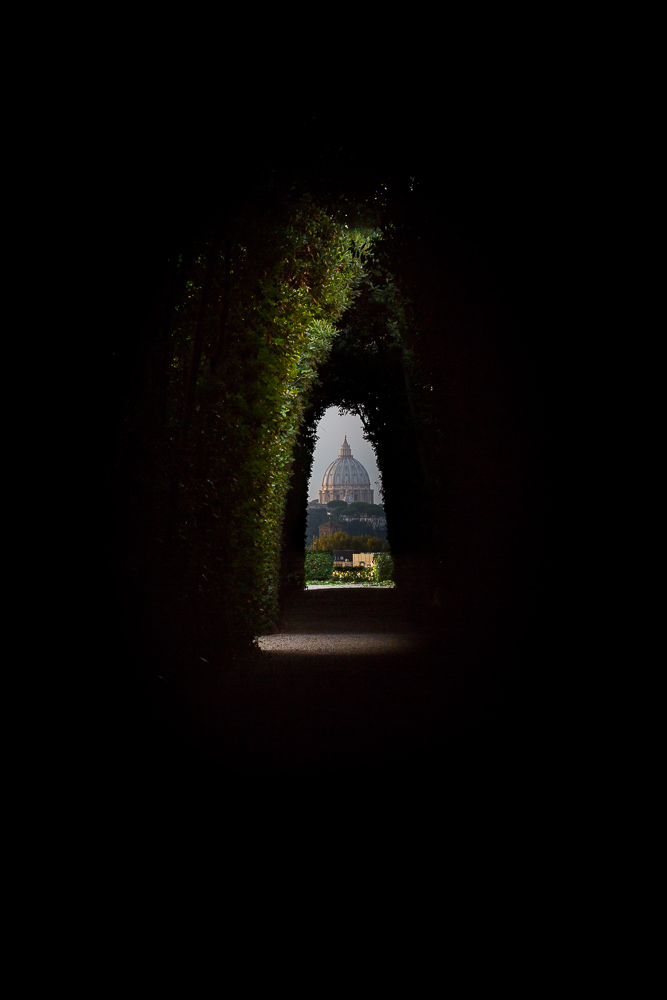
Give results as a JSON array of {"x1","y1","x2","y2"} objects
[{"x1": 256, "y1": 632, "x2": 418, "y2": 654}]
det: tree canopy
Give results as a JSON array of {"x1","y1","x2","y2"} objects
[
  {"x1": 339, "y1": 501, "x2": 385, "y2": 516},
  {"x1": 309, "y1": 532, "x2": 388, "y2": 553}
]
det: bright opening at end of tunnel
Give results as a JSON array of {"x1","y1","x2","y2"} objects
[{"x1": 305, "y1": 407, "x2": 389, "y2": 562}]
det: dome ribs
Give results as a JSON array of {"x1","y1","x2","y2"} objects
[{"x1": 318, "y1": 438, "x2": 374, "y2": 505}]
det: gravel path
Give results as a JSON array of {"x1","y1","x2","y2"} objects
[
  {"x1": 147, "y1": 586, "x2": 521, "y2": 781},
  {"x1": 257, "y1": 585, "x2": 423, "y2": 656},
  {"x1": 257, "y1": 632, "x2": 418, "y2": 654}
]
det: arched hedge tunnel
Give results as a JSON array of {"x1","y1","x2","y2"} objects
[{"x1": 109, "y1": 178, "x2": 540, "y2": 700}]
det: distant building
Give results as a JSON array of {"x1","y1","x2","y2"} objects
[
  {"x1": 318, "y1": 520, "x2": 343, "y2": 538},
  {"x1": 353, "y1": 553, "x2": 381, "y2": 566},
  {"x1": 318, "y1": 436, "x2": 374, "y2": 505},
  {"x1": 333, "y1": 550, "x2": 354, "y2": 567}
]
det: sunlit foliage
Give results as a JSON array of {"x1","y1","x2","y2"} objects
[{"x1": 309, "y1": 531, "x2": 387, "y2": 553}]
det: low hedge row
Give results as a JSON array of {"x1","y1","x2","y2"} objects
[{"x1": 304, "y1": 551, "x2": 393, "y2": 584}]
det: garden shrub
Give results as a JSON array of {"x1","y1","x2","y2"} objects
[
  {"x1": 332, "y1": 566, "x2": 373, "y2": 582},
  {"x1": 373, "y1": 552, "x2": 394, "y2": 582},
  {"x1": 305, "y1": 550, "x2": 333, "y2": 581}
]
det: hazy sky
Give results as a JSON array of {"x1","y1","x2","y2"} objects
[{"x1": 307, "y1": 406, "x2": 382, "y2": 504}]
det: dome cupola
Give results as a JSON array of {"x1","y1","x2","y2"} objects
[{"x1": 318, "y1": 436, "x2": 374, "y2": 505}]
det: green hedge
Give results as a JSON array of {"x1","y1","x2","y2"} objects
[
  {"x1": 117, "y1": 195, "x2": 380, "y2": 649},
  {"x1": 373, "y1": 552, "x2": 394, "y2": 582},
  {"x1": 332, "y1": 566, "x2": 373, "y2": 582},
  {"x1": 304, "y1": 550, "x2": 334, "y2": 581}
]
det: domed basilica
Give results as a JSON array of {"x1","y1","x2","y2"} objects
[{"x1": 318, "y1": 436, "x2": 374, "y2": 505}]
